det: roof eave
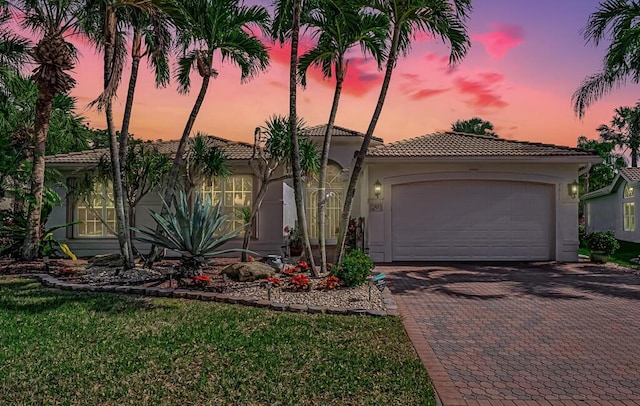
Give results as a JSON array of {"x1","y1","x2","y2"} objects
[{"x1": 364, "y1": 155, "x2": 602, "y2": 164}]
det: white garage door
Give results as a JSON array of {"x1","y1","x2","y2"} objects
[{"x1": 392, "y1": 180, "x2": 554, "y2": 261}]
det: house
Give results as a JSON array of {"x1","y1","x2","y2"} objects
[
  {"x1": 582, "y1": 167, "x2": 640, "y2": 242},
  {"x1": 46, "y1": 126, "x2": 600, "y2": 262}
]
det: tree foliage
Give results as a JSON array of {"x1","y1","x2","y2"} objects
[
  {"x1": 451, "y1": 117, "x2": 498, "y2": 137},
  {"x1": 597, "y1": 104, "x2": 640, "y2": 167},
  {"x1": 577, "y1": 135, "x2": 626, "y2": 192}
]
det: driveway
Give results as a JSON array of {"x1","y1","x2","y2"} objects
[{"x1": 377, "y1": 262, "x2": 640, "y2": 406}]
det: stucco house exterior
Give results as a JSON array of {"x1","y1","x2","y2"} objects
[
  {"x1": 46, "y1": 125, "x2": 599, "y2": 262},
  {"x1": 582, "y1": 168, "x2": 640, "y2": 243}
]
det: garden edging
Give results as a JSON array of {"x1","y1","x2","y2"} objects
[{"x1": 17, "y1": 273, "x2": 399, "y2": 317}]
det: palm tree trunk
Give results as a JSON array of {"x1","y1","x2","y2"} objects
[
  {"x1": 22, "y1": 83, "x2": 55, "y2": 260},
  {"x1": 104, "y1": 10, "x2": 134, "y2": 270},
  {"x1": 289, "y1": 0, "x2": 318, "y2": 276},
  {"x1": 318, "y1": 66, "x2": 344, "y2": 273},
  {"x1": 632, "y1": 147, "x2": 638, "y2": 167},
  {"x1": 334, "y1": 25, "x2": 401, "y2": 265},
  {"x1": 148, "y1": 74, "x2": 212, "y2": 263},
  {"x1": 241, "y1": 178, "x2": 269, "y2": 261},
  {"x1": 119, "y1": 27, "x2": 142, "y2": 167}
]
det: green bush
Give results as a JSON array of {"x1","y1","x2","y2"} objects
[
  {"x1": 333, "y1": 249, "x2": 374, "y2": 287},
  {"x1": 584, "y1": 230, "x2": 620, "y2": 255}
]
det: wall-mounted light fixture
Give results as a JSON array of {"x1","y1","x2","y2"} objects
[
  {"x1": 374, "y1": 179, "x2": 382, "y2": 198},
  {"x1": 568, "y1": 180, "x2": 579, "y2": 199}
]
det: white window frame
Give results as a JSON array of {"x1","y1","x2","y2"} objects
[
  {"x1": 305, "y1": 163, "x2": 346, "y2": 242},
  {"x1": 201, "y1": 175, "x2": 253, "y2": 235},
  {"x1": 624, "y1": 202, "x2": 635, "y2": 232},
  {"x1": 75, "y1": 182, "x2": 117, "y2": 238}
]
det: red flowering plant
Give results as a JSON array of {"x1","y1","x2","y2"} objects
[
  {"x1": 289, "y1": 274, "x2": 310, "y2": 290},
  {"x1": 192, "y1": 274, "x2": 212, "y2": 287},
  {"x1": 296, "y1": 261, "x2": 309, "y2": 272},
  {"x1": 317, "y1": 275, "x2": 340, "y2": 290},
  {"x1": 265, "y1": 277, "x2": 284, "y2": 287},
  {"x1": 283, "y1": 265, "x2": 300, "y2": 275}
]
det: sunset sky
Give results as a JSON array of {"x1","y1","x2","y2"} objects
[{"x1": 66, "y1": 0, "x2": 640, "y2": 148}]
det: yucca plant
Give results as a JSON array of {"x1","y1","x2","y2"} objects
[{"x1": 135, "y1": 190, "x2": 254, "y2": 276}]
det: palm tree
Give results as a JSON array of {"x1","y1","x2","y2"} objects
[
  {"x1": 334, "y1": 0, "x2": 472, "y2": 264},
  {"x1": 451, "y1": 117, "x2": 498, "y2": 137},
  {"x1": 83, "y1": 0, "x2": 180, "y2": 270},
  {"x1": 0, "y1": 3, "x2": 30, "y2": 73},
  {"x1": 11, "y1": 0, "x2": 84, "y2": 260},
  {"x1": 573, "y1": 0, "x2": 640, "y2": 117},
  {"x1": 148, "y1": 0, "x2": 270, "y2": 263},
  {"x1": 298, "y1": 0, "x2": 387, "y2": 273},
  {"x1": 597, "y1": 104, "x2": 640, "y2": 167},
  {"x1": 243, "y1": 115, "x2": 319, "y2": 261},
  {"x1": 271, "y1": 0, "x2": 319, "y2": 273}
]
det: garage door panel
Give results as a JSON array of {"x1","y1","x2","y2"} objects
[{"x1": 391, "y1": 180, "x2": 554, "y2": 261}]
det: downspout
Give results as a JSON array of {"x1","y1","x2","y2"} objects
[{"x1": 578, "y1": 163, "x2": 592, "y2": 178}]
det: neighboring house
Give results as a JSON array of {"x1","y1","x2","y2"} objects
[
  {"x1": 582, "y1": 168, "x2": 640, "y2": 242},
  {"x1": 46, "y1": 126, "x2": 599, "y2": 262}
]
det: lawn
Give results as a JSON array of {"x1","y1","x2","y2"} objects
[
  {"x1": 0, "y1": 278, "x2": 434, "y2": 405},
  {"x1": 579, "y1": 239, "x2": 640, "y2": 268}
]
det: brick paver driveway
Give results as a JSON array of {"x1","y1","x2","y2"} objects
[{"x1": 377, "y1": 262, "x2": 640, "y2": 406}]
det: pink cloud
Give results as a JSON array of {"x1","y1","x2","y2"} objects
[
  {"x1": 410, "y1": 88, "x2": 450, "y2": 100},
  {"x1": 473, "y1": 23, "x2": 524, "y2": 60},
  {"x1": 454, "y1": 73, "x2": 507, "y2": 109}
]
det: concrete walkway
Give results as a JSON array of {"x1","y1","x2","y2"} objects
[{"x1": 377, "y1": 262, "x2": 640, "y2": 406}]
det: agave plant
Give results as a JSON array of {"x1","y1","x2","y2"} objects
[{"x1": 135, "y1": 190, "x2": 254, "y2": 276}]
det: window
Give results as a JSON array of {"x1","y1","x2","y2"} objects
[
  {"x1": 624, "y1": 202, "x2": 635, "y2": 232},
  {"x1": 201, "y1": 175, "x2": 253, "y2": 233},
  {"x1": 76, "y1": 183, "x2": 116, "y2": 237},
  {"x1": 625, "y1": 185, "x2": 634, "y2": 198},
  {"x1": 305, "y1": 164, "x2": 346, "y2": 240}
]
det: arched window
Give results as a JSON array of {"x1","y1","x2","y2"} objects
[{"x1": 305, "y1": 163, "x2": 346, "y2": 241}]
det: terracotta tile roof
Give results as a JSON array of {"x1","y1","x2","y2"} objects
[
  {"x1": 46, "y1": 136, "x2": 254, "y2": 165},
  {"x1": 305, "y1": 124, "x2": 384, "y2": 143},
  {"x1": 621, "y1": 167, "x2": 640, "y2": 182},
  {"x1": 367, "y1": 132, "x2": 598, "y2": 158}
]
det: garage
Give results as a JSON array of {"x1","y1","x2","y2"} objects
[{"x1": 391, "y1": 180, "x2": 554, "y2": 261}]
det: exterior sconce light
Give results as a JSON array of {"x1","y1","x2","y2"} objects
[
  {"x1": 568, "y1": 181, "x2": 579, "y2": 199},
  {"x1": 374, "y1": 179, "x2": 382, "y2": 198}
]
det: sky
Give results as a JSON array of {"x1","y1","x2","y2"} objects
[{"x1": 65, "y1": 0, "x2": 640, "y2": 147}]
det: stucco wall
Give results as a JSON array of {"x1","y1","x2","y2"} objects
[
  {"x1": 585, "y1": 181, "x2": 640, "y2": 243},
  {"x1": 363, "y1": 161, "x2": 582, "y2": 262}
]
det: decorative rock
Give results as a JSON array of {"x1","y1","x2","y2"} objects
[
  {"x1": 87, "y1": 253, "x2": 123, "y2": 268},
  {"x1": 221, "y1": 262, "x2": 275, "y2": 282},
  {"x1": 289, "y1": 304, "x2": 308, "y2": 312},
  {"x1": 270, "y1": 302, "x2": 288, "y2": 311},
  {"x1": 214, "y1": 294, "x2": 230, "y2": 303},
  {"x1": 386, "y1": 309, "x2": 400, "y2": 317},
  {"x1": 255, "y1": 300, "x2": 271, "y2": 308},
  {"x1": 348, "y1": 308, "x2": 368, "y2": 315},
  {"x1": 185, "y1": 291, "x2": 201, "y2": 300},
  {"x1": 156, "y1": 288, "x2": 173, "y2": 297},
  {"x1": 144, "y1": 287, "x2": 160, "y2": 296},
  {"x1": 307, "y1": 305, "x2": 326, "y2": 314},
  {"x1": 172, "y1": 289, "x2": 189, "y2": 298},
  {"x1": 238, "y1": 297, "x2": 257, "y2": 306},
  {"x1": 69, "y1": 284, "x2": 85, "y2": 291},
  {"x1": 366, "y1": 309, "x2": 387, "y2": 317},
  {"x1": 326, "y1": 306, "x2": 347, "y2": 315},
  {"x1": 199, "y1": 292, "x2": 218, "y2": 301},
  {"x1": 101, "y1": 285, "x2": 118, "y2": 292},
  {"x1": 114, "y1": 286, "x2": 130, "y2": 293},
  {"x1": 129, "y1": 286, "x2": 147, "y2": 295}
]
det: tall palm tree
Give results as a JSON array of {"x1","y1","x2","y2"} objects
[
  {"x1": 573, "y1": 0, "x2": 640, "y2": 118},
  {"x1": 451, "y1": 117, "x2": 498, "y2": 137},
  {"x1": 597, "y1": 104, "x2": 640, "y2": 167},
  {"x1": 84, "y1": 0, "x2": 180, "y2": 270},
  {"x1": 12, "y1": 0, "x2": 84, "y2": 259},
  {"x1": 148, "y1": 0, "x2": 270, "y2": 263},
  {"x1": 271, "y1": 0, "x2": 319, "y2": 274},
  {"x1": 298, "y1": 0, "x2": 387, "y2": 273},
  {"x1": 334, "y1": 0, "x2": 472, "y2": 264},
  {"x1": 0, "y1": 3, "x2": 30, "y2": 74}
]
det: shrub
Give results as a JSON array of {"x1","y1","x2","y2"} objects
[
  {"x1": 318, "y1": 275, "x2": 340, "y2": 290},
  {"x1": 584, "y1": 231, "x2": 620, "y2": 255},
  {"x1": 333, "y1": 249, "x2": 374, "y2": 287}
]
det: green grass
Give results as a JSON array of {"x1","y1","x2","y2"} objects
[
  {"x1": 0, "y1": 279, "x2": 434, "y2": 405},
  {"x1": 580, "y1": 239, "x2": 640, "y2": 267}
]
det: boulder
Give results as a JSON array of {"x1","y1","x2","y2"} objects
[
  {"x1": 88, "y1": 253, "x2": 123, "y2": 268},
  {"x1": 221, "y1": 262, "x2": 275, "y2": 282}
]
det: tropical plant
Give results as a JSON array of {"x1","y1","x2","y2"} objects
[
  {"x1": 597, "y1": 104, "x2": 640, "y2": 167},
  {"x1": 244, "y1": 115, "x2": 319, "y2": 263},
  {"x1": 298, "y1": 0, "x2": 388, "y2": 273},
  {"x1": 7, "y1": 0, "x2": 84, "y2": 260},
  {"x1": 148, "y1": 0, "x2": 270, "y2": 263},
  {"x1": 451, "y1": 117, "x2": 498, "y2": 137},
  {"x1": 332, "y1": 249, "x2": 373, "y2": 287},
  {"x1": 577, "y1": 135, "x2": 626, "y2": 193},
  {"x1": 573, "y1": 0, "x2": 640, "y2": 117},
  {"x1": 271, "y1": 0, "x2": 317, "y2": 273},
  {"x1": 183, "y1": 133, "x2": 230, "y2": 204},
  {"x1": 584, "y1": 230, "x2": 620, "y2": 255},
  {"x1": 334, "y1": 0, "x2": 472, "y2": 264},
  {"x1": 135, "y1": 190, "x2": 255, "y2": 276},
  {"x1": 0, "y1": 4, "x2": 30, "y2": 72}
]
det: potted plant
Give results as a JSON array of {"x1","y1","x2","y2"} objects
[
  {"x1": 584, "y1": 231, "x2": 620, "y2": 263},
  {"x1": 284, "y1": 226, "x2": 303, "y2": 257}
]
